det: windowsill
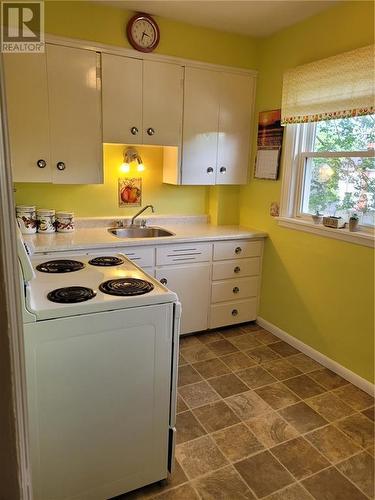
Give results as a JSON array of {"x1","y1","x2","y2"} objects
[{"x1": 278, "y1": 217, "x2": 374, "y2": 248}]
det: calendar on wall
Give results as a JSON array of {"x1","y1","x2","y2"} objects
[{"x1": 254, "y1": 109, "x2": 284, "y2": 180}]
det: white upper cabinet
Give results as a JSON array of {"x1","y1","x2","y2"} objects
[
  {"x1": 102, "y1": 56, "x2": 183, "y2": 146},
  {"x1": 4, "y1": 44, "x2": 103, "y2": 184},
  {"x1": 47, "y1": 45, "x2": 102, "y2": 184},
  {"x1": 4, "y1": 53, "x2": 51, "y2": 182}
]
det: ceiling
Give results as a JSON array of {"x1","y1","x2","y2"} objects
[{"x1": 95, "y1": 1, "x2": 339, "y2": 37}]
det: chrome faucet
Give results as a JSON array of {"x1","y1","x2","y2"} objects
[{"x1": 130, "y1": 205, "x2": 155, "y2": 226}]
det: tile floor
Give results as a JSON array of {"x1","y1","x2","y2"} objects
[{"x1": 120, "y1": 323, "x2": 374, "y2": 500}]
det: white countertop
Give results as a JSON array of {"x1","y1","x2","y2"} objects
[{"x1": 24, "y1": 216, "x2": 267, "y2": 254}]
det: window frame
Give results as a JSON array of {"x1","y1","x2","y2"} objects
[{"x1": 279, "y1": 121, "x2": 375, "y2": 248}]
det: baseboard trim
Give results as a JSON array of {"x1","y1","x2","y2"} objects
[{"x1": 256, "y1": 317, "x2": 374, "y2": 396}]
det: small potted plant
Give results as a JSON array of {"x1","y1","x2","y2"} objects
[
  {"x1": 312, "y1": 210, "x2": 323, "y2": 225},
  {"x1": 349, "y1": 213, "x2": 359, "y2": 232}
]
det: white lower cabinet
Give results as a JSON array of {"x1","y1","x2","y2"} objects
[{"x1": 155, "y1": 263, "x2": 210, "y2": 335}]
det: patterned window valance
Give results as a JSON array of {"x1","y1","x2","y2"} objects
[{"x1": 281, "y1": 45, "x2": 374, "y2": 125}]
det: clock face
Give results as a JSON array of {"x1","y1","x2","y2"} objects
[{"x1": 127, "y1": 14, "x2": 160, "y2": 53}]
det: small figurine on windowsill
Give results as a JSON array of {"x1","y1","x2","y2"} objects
[
  {"x1": 311, "y1": 211, "x2": 323, "y2": 225},
  {"x1": 349, "y1": 213, "x2": 359, "y2": 232}
]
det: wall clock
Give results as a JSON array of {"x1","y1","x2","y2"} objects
[{"x1": 126, "y1": 13, "x2": 160, "y2": 53}]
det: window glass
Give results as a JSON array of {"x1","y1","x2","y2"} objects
[{"x1": 313, "y1": 115, "x2": 375, "y2": 152}]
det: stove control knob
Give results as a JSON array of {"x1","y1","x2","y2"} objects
[{"x1": 160, "y1": 278, "x2": 168, "y2": 285}]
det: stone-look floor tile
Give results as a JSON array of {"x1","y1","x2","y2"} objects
[
  {"x1": 176, "y1": 411, "x2": 206, "y2": 444},
  {"x1": 265, "y1": 483, "x2": 313, "y2": 500},
  {"x1": 302, "y1": 467, "x2": 367, "y2": 500},
  {"x1": 255, "y1": 383, "x2": 300, "y2": 410},
  {"x1": 237, "y1": 365, "x2": 277, "y2": 389},
  {"x1": 306, "y1": 392, "x2": 355, "y2": 422},
  {"x1": 271, "y1": 437, "x2": 329, "y2": 480},
  {"x1": 208, "y1": 373, "x2": 249, "y2": 398},
  {"x1": 367, "y1": 444, "x2": 375, "y2": 457},
  {"x1": 246, "y1": 411, "x2": 299, "y2": 448},
  {"x1": 153, "y1": 484, "x2": 200, "y2": 499},
  {"x1": 362, "y1": 406, "x2": 375, "y2": 421},
  {"x1": 220, "y1": 352, "x2": 256, "y2": 371},
  {"x1": 193, "y1": 400, "x2": 240, "y2": 432},
  {"x1": 207, "y1": 339, "x2": 239, "y2": 356},
  {"x1": 175, "y1": 435, "x2": 228, "y2": 480},
  {"x1": 263, "y1": 359, "x2": 302, "y2": 381},
  {"x1": 305, "y1": 425, "x2": 360, "y2": 463},
  {"x1": 197, "y1": 331, "x2": 223, "y2": 344},
  {"x1": 239, "y1": 322, "x2": 263, "y2": 333},
  {"x1": 283, "y1": 374, "x2": 326, "y2": 399},
  {"x1": 333, "y1": 384, "x2": 375, "y2": 411},
  {"x1": 212, "y1": 423, "x2": 264, "y2": 461},
  {"x1": 253, "y1": 331, "x2": 280, "y2": 345},
  {"x1": 235, "y1": 450, "x2": 294, "y2": 498},
  {"x1": 179, "y1": 352, "x2": 188, "y2": 366},
  {"x1": 192, "y1": 358, "x2": 230, "y2": 379},
  {"x1": 181, "y1": 344, "x2": 216, "y2": 363},
  {"x1": 279, "y1": 402, "x2": 328, "y2": 433},
  {"x1": 226, "y1": 390, "x2": 271, "y2": 420},
  {"x1": 192, "y1": 465, "x2": 256, "y2": 499},
  {"x1": 286, "y1": 353, "x2": 322, "y2": 373},
  {"x1": 268, "y1": 341, "x2": 299, "y2": 358},
  {"x1": 336, "y1": 413, "x2": 375, "y2": 448},
  {"x1": 220, "y1": 326, "x2": 250, "y2": 339},
  {"x1": 178, "y1": 381, "x2": 220, "y2": 409},
  {"x1": 246, "y1": 346, "x2": 281, "y2": 364},
  {"x1": 308, "y1": 368, "x2": 349, "y2": 390},
  {"x1": 229, "y1": 334, "x2": 262, "y2": 351},
  {"x1": 336, "y1": 452, "x2": 374, "y2": 498},
  {"x1": 177, "y1": 395, "x2": 188, "y2": 414},
  {"x1": 178, "y1": 365, "x2": 202, "y2": 387},
  {"x1": 179, "y1": 335, "x2": 202, "y2": 350}
]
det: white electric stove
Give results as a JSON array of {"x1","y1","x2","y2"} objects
[{"x1": 17, "y1": 230, "x2": 180, "y2": 500}]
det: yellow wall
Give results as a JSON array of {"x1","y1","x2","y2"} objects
[{"x1": 240, "y1": 1, "x2": 375, "y2": 382}]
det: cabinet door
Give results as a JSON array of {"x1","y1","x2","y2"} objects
[
  {"x1": 216, "y1": 73, "x2": 254, "y2": 185},
  {"x1": 142, "y1": 61, "x2": 183, "y2": 146},
  {"x1": 47, "y1": 44, "x2": 103, "y2": 184},
  {"x1": 102, "y1": 54, "x2": 142, "y2": 144},
  {"x1": 181, "y1": 67, "x2": 220, "y2": 185},
  {"x1": 156, "y1": 263, "x2": 210, "y2": 334},
  {"x1": 4, "y1": 53, "x2": 51, "y2": 182}
]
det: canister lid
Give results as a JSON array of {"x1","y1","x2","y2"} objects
[
  {"x1": 16, "y1": 205, "x2": 36, "y2": 211},
  {"x1": 37, "y1": 209, "x2": 55, "y2": 215},
  {"x1": 56, "y1": 211, "x2": 74, "y2": 217}
]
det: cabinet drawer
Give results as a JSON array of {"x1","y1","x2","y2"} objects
[
  {"x1": 156, "y1": 243, "x2": 211, "y2": 265},
  {"x1": 210, "y1": 298, "x2": 257, "y2": 329},
  {"x1": 213, "y1": 240, "x2": 262, "y2": 261},
  {"x1": 211, "y1": 277, "x2": 258, "y2": 303},
  {"x1": 122, "y1": 247, "x2": 155, "y2": 268},
  {"x1": 212, "y1": 258, "x2": 260, "y2": 280}
]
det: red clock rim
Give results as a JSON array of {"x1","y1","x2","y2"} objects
[{"x1": 126, "y1": 12, "x2": 160, "y2": 53}]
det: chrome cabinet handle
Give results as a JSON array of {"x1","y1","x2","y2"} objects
[
  {"x1": 220, "y1": 166, "x2": 227, "y2": 174},
  {"x1": 207, "y1": 167, "x2": 214, "y2": 174},
  {"x1": 37, "y1": 159, "x2": 46, "y2": 168},
  {"x1": 130, "y1": 126, "x2": 138, "y2": 135},
  {"x1": 233, "y1": 286, "x2": 239, "y2": 294},
  {"x1": 232, "y1": 309, "x2": 238, "y2": 317},
  {"x1": 147, "y1": 127, "x2": 155, "y2": 136},
  {"x1": 56, "y1": 161, "x2": 66, "y2": 171},
  {"x1": 235, "y1": 246, "x2": 242, "y2": 255},
  {"x1": 234, "y1": 266, "x2": 241, "y2": 274},
  {"x1": 160, "y1": 278, "x2": 168, "y2": 285}
]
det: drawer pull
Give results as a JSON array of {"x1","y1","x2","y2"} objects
[
  {"x1": 234, "y1": 266, "x2": 241, "y2": 274},
  {"x1": 233, "y1": 287, "x2": 240, "y2": 294},
  {"x1": 235, "y1": 246, "x2": 242, "y2": 255},
  {"x1": 160, "y1": 278, "x2": 168, "y2": 285},
  {"x1": 232, "y1": 309, "x2": 239, "y2": 317}
]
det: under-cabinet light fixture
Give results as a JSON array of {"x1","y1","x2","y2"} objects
[{"x1": 119, "y1": 147, "x2": 145, "y2": 173}]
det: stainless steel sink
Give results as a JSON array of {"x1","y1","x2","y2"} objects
[{"x1": 108, "y1": 226, "x2": 175, "y2": 238}]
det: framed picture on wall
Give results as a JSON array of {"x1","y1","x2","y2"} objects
[{"x1": 118, "y1": 178, "x2": 142, "y2": 207}]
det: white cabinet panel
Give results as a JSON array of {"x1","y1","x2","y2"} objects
[
  {"x1": 156, "y1": 263, "x2": 210, "y2": 334},
  {"x1": 213, "y1": 240, "x2": 262, "y2": 261},
  {"x1": 47, "y1": 44, "x2": 102, "y2": 184},
  {"x1": 181, "y1": 67, "x2": 221, "y2": 185},
  {"x1": 212, "y1": 258, "x2": 261, "y2": 280},
  {"x1": 122, "y1": 246, "x2": 155, "y2": 268},
  {"x1": 102, "y1": 54, "x2": 142, "y2": 144},
  {"x1": 4, "y1": 53, "x2": 51, "y2": 182},
  {"x1": 143, "y1": 61, "x2": 183, "y2": 146},
  {"x1": 211, "y1": 277, "x2": 259, "y2": 303},
  {"x1": 216, "y1": 73, "x2": 254, "y2": 185},
  {"x1": 156, "y1": 243, "x2": 211, "y2": 265},
  {"x1": 210, "y1": 298, "x2": 257, "y2": 329}
]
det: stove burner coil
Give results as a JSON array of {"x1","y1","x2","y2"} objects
[
  {"x1": 47, "y1": 286, "x2": 96, "y2": 303},
  {"x1": 99, "y1": 278, "x2": 154, "y2": 296},
  {"x1": 88, "y1": 256, "x2": 124, "y2": 267},
  {"x1": 36, "y1": 259, "x2": 85, "y2": 273}
]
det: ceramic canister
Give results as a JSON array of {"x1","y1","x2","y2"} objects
[
  {"x1": 16, "y1": 205, "x2": 37, "y2": 234},
  {"x1": 56, "y1": 211, "x2": 75, "y2": 233},
  {"x1": 37, "y1": 209, "x2": 56, "y2": 233}
]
